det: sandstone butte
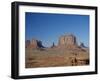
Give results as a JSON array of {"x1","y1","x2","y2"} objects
[{"x1": 26, "y1": 34, "x2": 87, "y2": 49}]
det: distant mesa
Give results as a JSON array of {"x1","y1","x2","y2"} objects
[
  {"x1": 26, "y1": 34, "x2": 87, "y2": 50},
  {"x1": 26, "y1": 39, "x2": 44, "y2": 49}
]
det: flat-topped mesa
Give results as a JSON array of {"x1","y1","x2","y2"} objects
[
  {"x1": 26, "y1": 39, "x2": 44, "y2": 49},
  {"x1": 58, "y1": 34, "x2": 78, "y2": 48}
]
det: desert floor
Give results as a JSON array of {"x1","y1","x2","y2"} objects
[{"x1": 25, "y1": 47, "x2": 89, "y2": 68}]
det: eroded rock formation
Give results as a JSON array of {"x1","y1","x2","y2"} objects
[
  {"x1": 25, "y1": 39, "x2": 44, "y2": 49},
  {"x1": 26, "y1": 34, "x2": 87, "y2": 50},
  {"x1": 58, "y1": 34, "x2": 78, "y2": 48}
]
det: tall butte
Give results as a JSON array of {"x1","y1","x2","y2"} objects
[{"x1": 58, "y1": 34, "x2": 78, "y2": 49}]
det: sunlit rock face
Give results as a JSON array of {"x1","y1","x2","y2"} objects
[{"x1": 58, "y1": 34, "x2": 78, "y2": 48}]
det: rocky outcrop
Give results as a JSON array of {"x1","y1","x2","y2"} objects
[
  {"x1": 26, "y1": 34, "x2": 87, "y2": 50},
  {"x1": 58, "y1": 34, "x2": 78, "y2": 48},
  {"x1": 25, "y1": 39, "x2": 44, "y2": 49}
]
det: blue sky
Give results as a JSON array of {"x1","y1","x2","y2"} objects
[{"x1": 25, "y1": 12, "x2": 89, "y2": 47}]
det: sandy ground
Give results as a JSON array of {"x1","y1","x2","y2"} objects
[{"x1": 25, "y1": 47, "x2": 89, "y2": 68}]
